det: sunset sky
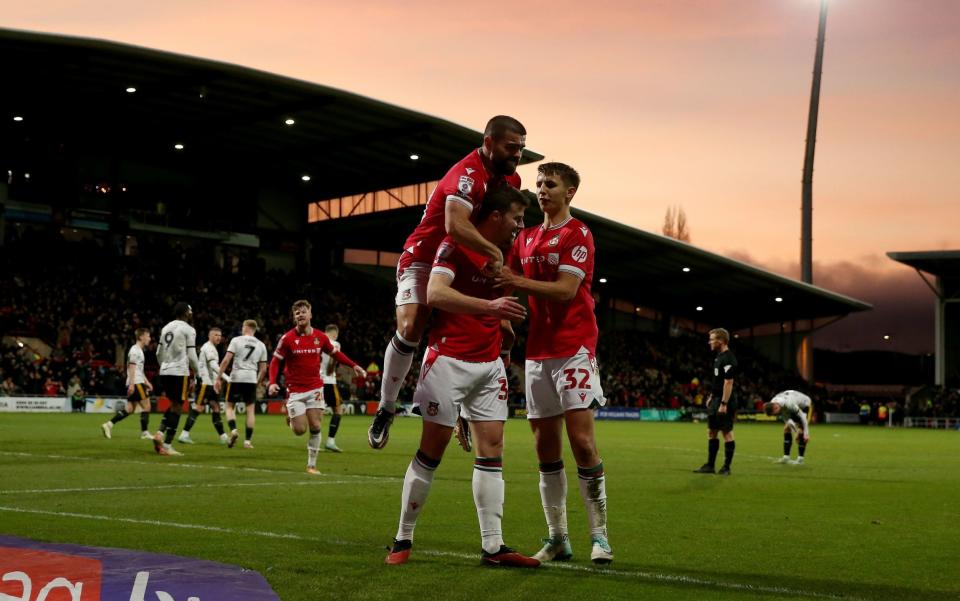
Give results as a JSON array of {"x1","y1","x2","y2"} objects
[{"x1": 5, "y1": 0, "x2": 958, "y2": 352}]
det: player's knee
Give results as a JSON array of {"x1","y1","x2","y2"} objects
[{"x1": 569, "y1": 432, "x2": 597, "y2": 462}]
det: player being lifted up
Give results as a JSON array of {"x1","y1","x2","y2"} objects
[
  {"x1": 368, "y1": 116, "x2": 527, "y2": 450},
  {"x1": 496, "y1": 162, "x2": 613, "y2": 564},
  {"x1": 765, "y1": 390, "x2": 813, "y2": 465},
  {"x1": 216, "y1": 320, "x2": 268, "y2": 449},
  {"x1": 178, "y1": 327, "x2": 228, "y2": 445},
  {"x1": 152, "y1": 302, "x2": 200, "y2": 456},
  {"x1": 102, "y1": 327, "x2": 154, "y2": 440},
  {"x1": 320, "y1": 324, "x2": 345, "y2": 453},
  {"x1": 268, "y1": 300, "x2": 366, "y2": 473},
  {"x1": 385, "y1": 184, "x2": 538, "y2": 568}
]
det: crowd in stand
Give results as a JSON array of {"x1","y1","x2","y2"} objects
[{"x1": 2, "y1": 229, "x2": 956, "y2": 419}]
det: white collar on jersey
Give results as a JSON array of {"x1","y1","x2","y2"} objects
[{"x1": 541, "y1": 216, "x2": 573, "y2": 231}]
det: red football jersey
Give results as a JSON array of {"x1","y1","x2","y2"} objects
[
  {"x1": 511, "y1": 216, "x2": 598, "y2": 360},
  {"x1": 428, "y1": 237, "x2": 503, "y2": 362},
  {"x1": 402, "y1": 149, "x2": 521, "y2": 264},
  {"x1": 271, "y1": 328, "x2": 335, "y2": 393}
]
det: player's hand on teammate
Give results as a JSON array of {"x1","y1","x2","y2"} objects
[
  {"x1": 492, "y1": 266, "x2": 520, "y2": 290},
  {"x1": 487, "y1": 297, "x2": 526, "y2": 321},
  {"x1": 352, "y1": 365, "x2": 367, "y2": 379},
  {"x1": 486, "y1": 248, "x2": 504, "y2": 275},
  {"x1": 268, "y1": 383, "x2": 280, "y2": 397}
]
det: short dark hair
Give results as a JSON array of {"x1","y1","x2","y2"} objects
[
  {"x1": 477, "y1": 184, "x2": 529, "y2": 222},
  {"x1": 325, "y1": 324, "x2": 339, "y2": 334},
  {"x1": 172, "y1": 302, "x2": 191, "y2": 319},
  {"x1": 763, "y1": 402, "x2": 778, "y2": 416},
  {"x1": 484, "y1": 115, "x2": 526, "y2": 139},
  {"x1": 709, "y1": 328, "x2": 730, "y2": 344},
  {"x1": 538, "y1": 162, "x2": 580, "y2": 189}
]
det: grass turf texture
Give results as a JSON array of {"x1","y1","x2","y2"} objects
[{"x1": 1, "y1": 414, "x2": 957, "y2": 601}]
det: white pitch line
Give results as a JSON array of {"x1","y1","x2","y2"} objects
[
  {"x1": 0, "y1": 479, "x2": 381, "y2": 495},
  {"x1": 417, "y1": 549, "x2": 870, "y2": 601},
  {"x1": 0, "y1": 450, "x2": 400, "y2": 481},
  {"x1": 0, "y1": 504, "x2": 871, "y2": 601},
  {"x1": 650, "y1": 446, "x2": 779, "y2": 462}
]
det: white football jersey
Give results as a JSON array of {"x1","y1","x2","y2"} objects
[
  {"x1": 157, "y1": 320, "x2": 200, "y2": 377},
  {"x1": 227, "y1": 335, "x2": 268, "y2": 384},
  {"x1": 321, "y1": 340, "x2": 341, "y2": 384},
  {"x1": 127, "y1": 344, "x2": 146, "y2": 386},
  {"x1": 772, "y1": 390, "x2": 811, "y2": 433},
  {"x1": 198, "y1": 341, "x2": 221, "y2": 385}
]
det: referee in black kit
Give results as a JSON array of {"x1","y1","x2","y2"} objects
[{"x1": 694, "y1": 328, "x2": 738, "y2": 476}]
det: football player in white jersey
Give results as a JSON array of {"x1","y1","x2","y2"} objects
[
  {"x1": 178, "y1": 327, "x2": 229, "y2": 445},
  {"x1": 764, "y1": 390, "x2": 813, "y2": 464},
  {"x1": 321, "y1": 324, "x2": 345, "y2": 452},
  {"x1": 153, "y1": 303, "x2": 200, "y2": 456},
  {"x1": 216, "y1": 320, "x2": 268, "y2": 449},
  {"x1": 102, "y1": 328, "x2": 154, "y2": 440}
]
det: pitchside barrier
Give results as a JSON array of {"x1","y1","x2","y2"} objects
[
  {"x1": 0, "y1": 395, "x2": 363, "y2": 416},
  {"x1": 903, "y1": 417, "x2": 960, "y2": 429}
]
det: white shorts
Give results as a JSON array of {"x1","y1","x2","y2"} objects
[
  {"x1": 286, "y1": 388, "x2": 326, "y2": 419},
  {"x1": 395, "y1": 256, "x2": 430, "y2": 306},
  {"x1": 413, "y1": 349, "x2": 508, "y2": 428},
  {"x1": 525, "y1": 348, "x2": 606, "y2": 419}
]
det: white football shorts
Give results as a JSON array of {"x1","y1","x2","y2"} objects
[
  {"x1": 395, "y1": 256, "x2": 431, "y2": 307},
  {"x1": 286, "y1": 388, "x2": 326, "y2": 419},
  {"x1": 525, "y1": 347, "x2": 606, "y2": 419},
  {"x1": 413, "y1": 350, "x2": 508, "y2": 428}
]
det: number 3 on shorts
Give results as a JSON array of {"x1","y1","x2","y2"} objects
[{"x1": 562, "y1": 368, "x2": 591, "y2": 391}]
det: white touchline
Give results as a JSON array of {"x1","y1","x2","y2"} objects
[
  {"x1": 0, "y1": 480, "x2": 381, "y2": 495},
  {"x1": 0, "y1": 505, "x2": 870, "y2": 601},
  {"x1": 0, "y1": 450, "x2": 400, "y2": 481},
  {"x1": 417, "y1": 550, "x2": 869, "y2": 601}
]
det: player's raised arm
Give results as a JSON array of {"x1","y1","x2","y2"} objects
[
  {"x1": 496, "y1": 268, "x2": 580, "y2": 303},
  {"x1": 319, "y1": 333, "x2": 366, "y2": 379},
  {"x1": 445, "y1": 200, "x2": 504, "y2": 273},
  {"x1": 427, "y1": 268, "x2": 526, "y2": 321}
]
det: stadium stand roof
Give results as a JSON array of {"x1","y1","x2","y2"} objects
[
  {"x1": 888, "y1": 250, "x2": 960, "y2": 386},
  {"x1": 887, "y1": 250, "x2": 960, "y2": 279},
  {"x1": 312, "y1": 203, "x2": 873, "y2": 330},
  {"x1": 0, "y1": 28, "x2": 870, "y2": 333},
  {"x1": 0, "y1": 27, "x2": 543, "y2": 204}
]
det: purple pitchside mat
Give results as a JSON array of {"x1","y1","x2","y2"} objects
[{"x1": 0, "y1": 535, "x2": 280, "y2": 601}]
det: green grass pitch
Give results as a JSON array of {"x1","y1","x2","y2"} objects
[{"x1": 1, "y1": 414, "x2": 958, "y2": 601}]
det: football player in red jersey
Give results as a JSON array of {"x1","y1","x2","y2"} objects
[
  {"x1": 385, "y1": 185, "x2": 538, "y2": 568},
  {"x1": 496, "y1": 162, "x2": 613, "y2": 564},
  {"x1": 368, "y1": 116, "x2": 528, "y2": 450},
  {"x1": 268, "y1": 300, "x2": 366, "y2": 474}
]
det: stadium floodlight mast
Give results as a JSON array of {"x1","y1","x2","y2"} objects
[
  {"x1": 802, "y1": 0, "x2": 828, "y2": 285},
  {"x1": 800, "y1": 0, "x2": 828, "y2": 383}
]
